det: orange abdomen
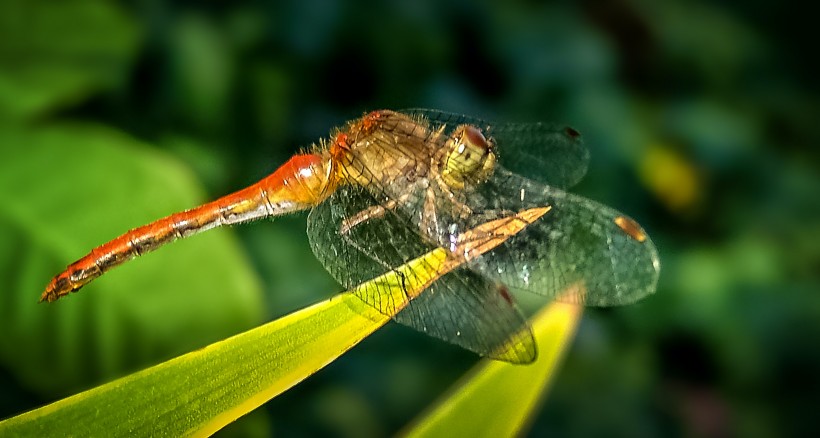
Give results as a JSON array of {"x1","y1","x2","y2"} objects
[{"x1": 41, "y1": 153, "x2": 333, "y2": 302}]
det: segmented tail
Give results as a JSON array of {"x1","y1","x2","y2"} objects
[{"x1": 41, "y1": 154, "x2": 332, "y2": 302}]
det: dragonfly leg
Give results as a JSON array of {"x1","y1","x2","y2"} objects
[
  {"x1": 339, "y1": 191, "x2": 412, "y2": 235},
  {"x1": 340, "y1": 201, "x2": 394, "y2": 235},
  {"x1": 433, "y1": 176, "x2": 474, "y2": 220}
]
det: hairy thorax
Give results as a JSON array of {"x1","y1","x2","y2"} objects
[{"x1": 330, "y1": 110, "x2": 440, "y2": 196}]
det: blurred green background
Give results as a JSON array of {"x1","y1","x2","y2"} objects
[{"x1": 1, "y1": 0, "x2": 818, "y2": 436}]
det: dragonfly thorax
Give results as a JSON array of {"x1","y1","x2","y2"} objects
[{"x1": 331, "y1": 110, "x2": 435, "y2": 189}]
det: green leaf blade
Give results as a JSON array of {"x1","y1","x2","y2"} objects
[
  {"x1": 0, "y1": 246, "x2": 452, "y2": 436},
  {"x1": 402, "y1": 289, "x2": 584, "y2": 437},
  {"x1": 0, "y1": 294, "x2": 380, "y2": 436}
]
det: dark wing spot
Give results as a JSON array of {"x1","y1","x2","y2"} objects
[
  {"x1": 498, "y1": 284, "x2": 513, "y2": 304},
  {"x1": 564, "y1": 127, "x2": 581, "y2": 139}
]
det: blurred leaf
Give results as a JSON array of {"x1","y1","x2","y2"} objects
[
  {"x1": 170, "y1": 13, "x2": 233, "y2": 128},
  {"x1": 0, "y1": 0, "x2": 140, "y2": 120},
  {"x1": 402, "y1": 291, "x2": 583, "y2": 437},
  {"x1": 639, "y1": 143, "x2": 701, "y2": 212},
  {"x1": 160, "y1": 133, "x2": 231, "y2": 194},
  {"x1": 0, "y1": 123, "x2": 264, "y2": 395},
  {"x1": 637, "y1": 0, "x2": 765, "y2": 84},
  {"x1": 666, "y1": 99, "x2": 761, "y2": 162},
  {"x1": 249, "y1": 62, "x2": 293, "y2": 144}
]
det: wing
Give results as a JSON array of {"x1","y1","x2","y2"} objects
[
  {"x1": 307, "y1": 184, "x2": 536, "y2": 363},
  {"x1": 307, "y1": 184, "x2": 433, "y2": 312},
  {"x1": 400, "y1": 108, "x2": 590, "y2": 189},
  {"x1": 395, "y1": 269, "x2": 536, "y2": 364},
  {"x1": 465, "y1": 169, "x2": 660, "y2": 306}
]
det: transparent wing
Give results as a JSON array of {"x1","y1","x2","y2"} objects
[
  {"x1": 464, "y1": 169, "x2": 660, "y2": 306},
  {"x1": 401, "y1": 108, "x2": 590, "y2": 189},
  {"x1": 307, "y1": 185, "x2": 431, "y2": 309},
  {"x1": 395, "y1": 269, "x2": 536, "y2": 364},
  {"x1": 307, "y1": 185, "x2": 536, "y2": 363}
]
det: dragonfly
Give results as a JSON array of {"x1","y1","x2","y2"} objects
[{"x1": 41, "y1": 109, "x2": 660, "y2": 364}]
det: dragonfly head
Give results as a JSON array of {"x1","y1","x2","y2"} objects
[{"x1": 441, "y1": 125, "x2": 496, "y2": 190}]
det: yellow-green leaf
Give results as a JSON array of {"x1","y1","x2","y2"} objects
[
  {"x1": 402, "y1": 287, "x2": 584, "y2": 437},
  {"x1": 0, "y1": 257, "x2": 427, "y2": 436}
]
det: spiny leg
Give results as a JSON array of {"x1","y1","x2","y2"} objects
[
  {"x1": 340, "y1": 200, "x2": 396, "y2": 235},
  {"x1": 339, "y1": 191, "x2": 414, "y2": 235}
]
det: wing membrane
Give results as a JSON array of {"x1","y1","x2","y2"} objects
[
  {"x1": 401, "y1": 108, "x2": 590, "y2": 189},
  {"x1": 395, "y1": 269, "x2": 536, "y2": 364},
  {"x1": 307, "y1": 185, "x2": 536, "y2": 362},
  {"x1": 467, "y1": 169, "x2": 660, "y2": 306}
]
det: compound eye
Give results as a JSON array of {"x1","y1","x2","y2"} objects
[
  {"x1": 463, "y1": 125, "x2": 488, "y2": 152},
  {"x1": 442, "y1": 125, "x2": 495, "y2": 188},
  {"x1": 448, "y1": 126, "x2": 490, "y2": 172}
]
